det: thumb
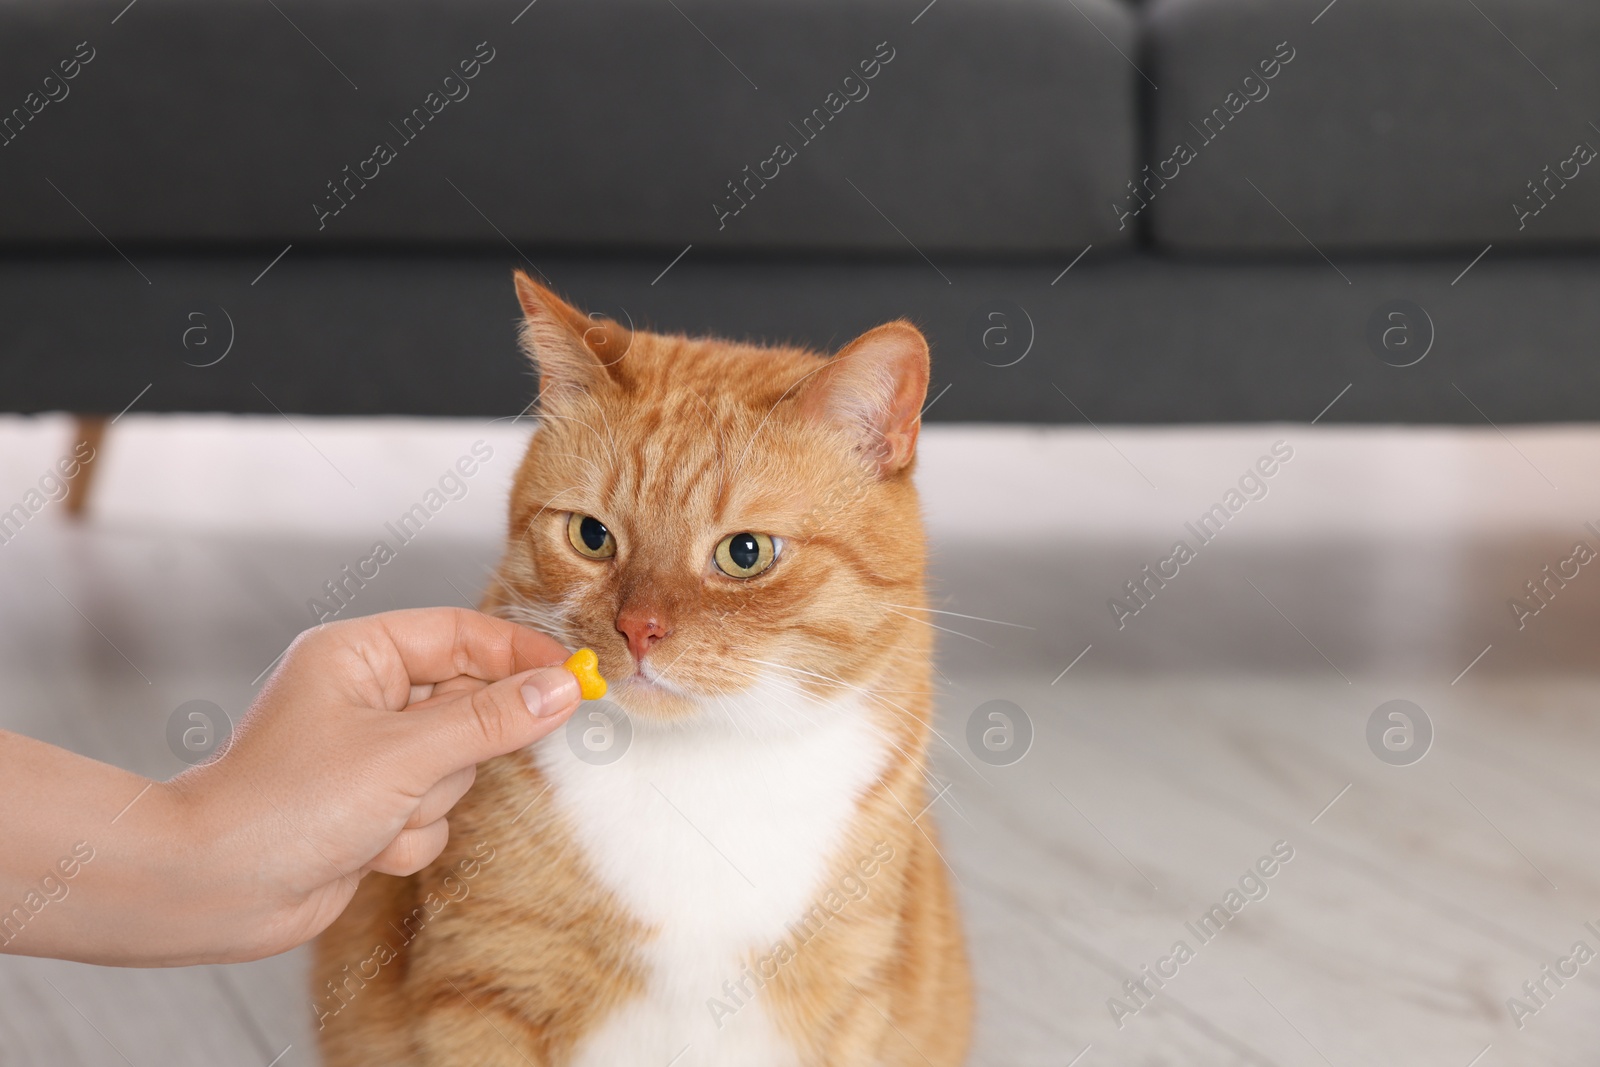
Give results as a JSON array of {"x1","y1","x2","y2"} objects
[{"x1": 406, "y1": 665, "x2": 582, "y2": 779}]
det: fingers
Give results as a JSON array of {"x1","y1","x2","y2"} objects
[
  {"x1": 406, "y1": 766, "x2": 477, "y2": 828},
  {"x1": 366, "y1": 819, "x2": 451, "y2": 877},
  {"x1": 403, "y1": 675, "x2": 487, "y2": 713},
  {"x1": 428, "y1": 674, "x2": 489, "y2": 701},
  {"x1": 401, "y1": 665, "x2": 582, "y2": 779},
  {"x1": 373, "y1": 608, "x2": 572, "y2": 685}
]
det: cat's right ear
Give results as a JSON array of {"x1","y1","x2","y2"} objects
[{"x1": 512, "y1": 270, "x2": 627, "y2": 400}]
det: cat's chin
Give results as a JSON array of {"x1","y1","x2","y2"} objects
[{"x1": 607, "y1": 672, "x2": 703, "y2": 722}]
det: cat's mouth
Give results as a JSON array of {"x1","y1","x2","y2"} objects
[
  {"x1": 624, "y1": 658, "x2": 690, "y2": 695},
  {"x1": 600, "y1": 656, "x2": 713, "y2": 721}
]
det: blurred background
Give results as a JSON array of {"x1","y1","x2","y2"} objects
[{"x1": 4, "y1": 0, "x2": 1600, "y2": 1063}]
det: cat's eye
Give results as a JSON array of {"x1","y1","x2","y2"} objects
[
  {"x1": 566, "y1": 513, "x2": 616, "y2": 560},
  {"x1": 714, "y1": 532, "x2": 778, "y2": 579}
]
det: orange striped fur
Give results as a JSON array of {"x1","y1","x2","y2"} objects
[{"x1": 314, "y1": 273, "x2": 971, "y2": 1065}]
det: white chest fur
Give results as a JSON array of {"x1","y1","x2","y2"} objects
[{"x1": 529, "y1": 675, "x2": 891, "y2": 1067}]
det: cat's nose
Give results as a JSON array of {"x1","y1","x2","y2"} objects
[{"x1": 615, "y1": 605, "x2": 669, "y2": 664}]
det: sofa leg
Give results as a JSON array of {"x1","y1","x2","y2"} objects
[{"x1": 63, "y1": 415, "x2": 109, "y2": 519}]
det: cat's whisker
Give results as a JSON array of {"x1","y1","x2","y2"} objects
[
  {"x1": 645, "y1": 625, "x2": 710, "y2": 681},
  {"x1": 633, "y1": 658, "x2": 748, "y2": 731},
  {"x1": 884, "y1": 785, "x2": 968, "y2": 889},
  {"x1": 545, "y1": 449, "x2": 604, "y2": 479},
  {"x1": 939, "y1": 786, "x2": 976, "y2": 828},
  {"x1": 738, "y1": 654, "x2": 925, "y2": 704},
  {"x1": 834, "y1": 706, "x2": 951, "y2": 805},
  {"x1": 850, "y1": 711, "x2": 941, "y2": 792},
  {"x1": 880, "y1": 607, "x2": 994, "y2": 649},
  {"x1": 734, "y1": 656, "x2": 931, "y2": 698},
  {"x1": 481, "y1": 564, "x2": 540, "y2": 617},
  {"x1": 923, "y1": 650, "x2": 963, "y2": 692},
  {"x1": 694, "y1": 661, "x2": 836, "y2": 742},
  {"x1": 714, "y1": 685, "x2": 806, "y2": 748},
  {"x1": 736, "y1": 656, "x2": 860, "y2": 691},
  {"x1": 809, "y1": 664, "x2": 992, "y2": 785},
  {"x1": 730, "y1": 657, "x2": 954, "y2": 797},
  {"x1": 682, "y1": 387, "x2": 717, "y2": 428},
  {"x1": 481, "y1": 380, "x2": 544, "y2": 426},
  {"x1": 877, "y1": 602, "x2": 1036, "y2": 631},
  {"x1": 722, "y1": 661, "x2": 872, "y2": 730},
  {"x1": 494, "y1": 603, "x2": 572, "y2": 644},
  {"x1": 741, "y1": 674, "x2": 829, "y2": 734},
  {"x1": 708, "y1": 691, "x2": 750, "y2": 741},
  {"x1": 736, "y1": 686, "x2": 815, "y2": 739},
  {"x1": 482, "y1": 567, "x2": 575, "y2": 644},
  {"x1": 535, "y1": 410, "x2": 613, "y2": 459},
  {"x1": 723, "y1": 665, "x2": 817, "y2": 713}
]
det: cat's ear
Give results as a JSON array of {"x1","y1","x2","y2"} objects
[
  {"x1": 512, "y1": 270, "x2": 628, "y2": 400},
  {"x1": 799, "y1": 320, "x2": 930, "y2": 475}
]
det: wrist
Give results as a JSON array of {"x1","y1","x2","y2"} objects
[
  {"x1": 147, "y1": 773, "x2": 292, "y2": 965},
  {"x1": 89, "y1": 777, "x2": 238, "y2": 966}
]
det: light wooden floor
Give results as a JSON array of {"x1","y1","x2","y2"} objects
[{"x1": 2, "y1": 415, "x2": 1598, "y2": 1066}]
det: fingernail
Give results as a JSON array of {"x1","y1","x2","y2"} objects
[{"x1": 522, "y1": 666, "x2": 581, "y2": 717}]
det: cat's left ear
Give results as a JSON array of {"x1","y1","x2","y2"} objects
[{"x1": 799, "y1": 320, "x2": 930, "y2": 475}]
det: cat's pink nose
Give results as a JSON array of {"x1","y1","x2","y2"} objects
[{"x1": 615, "y1": 606, "x2": 669, "y2": 664}]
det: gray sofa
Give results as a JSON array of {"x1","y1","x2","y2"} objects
[{"x1": 3, "y1": 0, "x2": 1597, "y2": 423}]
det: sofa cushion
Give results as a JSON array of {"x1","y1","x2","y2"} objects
[
  {"x1": 1141, "y1": 0, "x2": 1600, "y2": 251},
  {"x1": 0, "y1": 0, "x2": 1136, "y2": 252}
]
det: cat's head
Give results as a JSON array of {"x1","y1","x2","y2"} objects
[{"x1": 492, "y1": 271, "x2": 931, "y2": 723}]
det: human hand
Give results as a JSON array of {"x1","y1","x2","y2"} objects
[{"x1": 127, "y1": 609, "x2": 578, "y2": 965}]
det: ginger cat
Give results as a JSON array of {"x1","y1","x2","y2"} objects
[{"x1": 313, "y1": 273, "x2": 971, "y2": 1066}]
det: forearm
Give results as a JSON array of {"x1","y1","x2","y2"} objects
[{"x1": 0, "y1": 729, "x2": 231, "y2": 966}]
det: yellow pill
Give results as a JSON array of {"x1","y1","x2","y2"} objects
[{"x1": 563, "y1": 648, "x2": 607, "y2": 701}]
